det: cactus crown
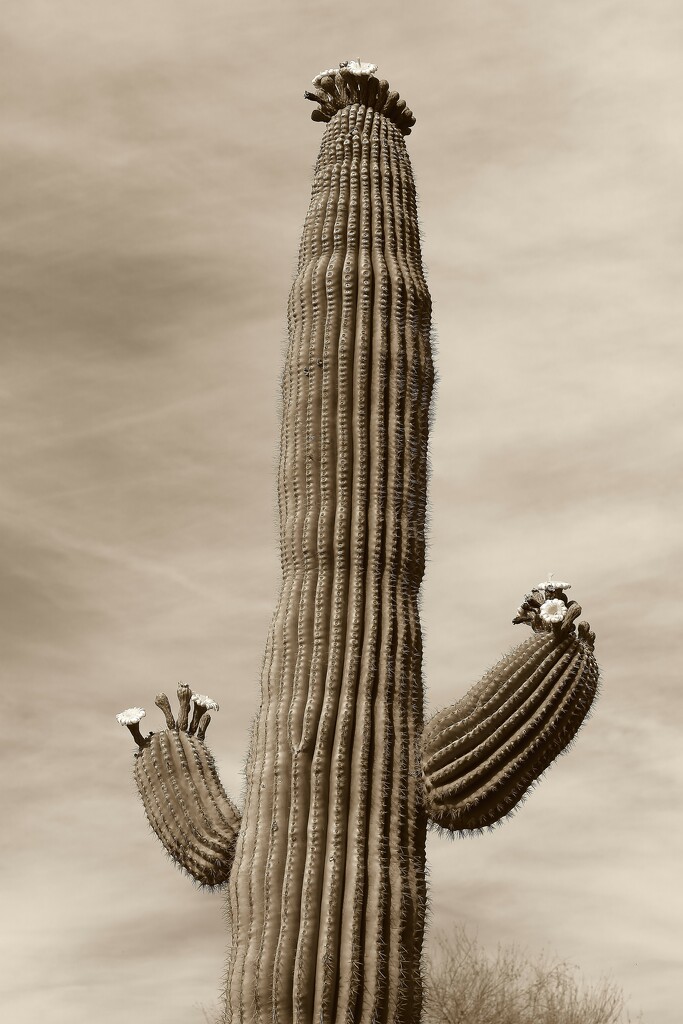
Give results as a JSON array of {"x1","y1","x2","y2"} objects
[{"x1": 305, "y1": 59, "x2": 417, "y2": 135}]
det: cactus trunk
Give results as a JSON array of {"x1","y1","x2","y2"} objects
[{"x1": 223, "y1": 83, "x2": 433, "y2": 1023}]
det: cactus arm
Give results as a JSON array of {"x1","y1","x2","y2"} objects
[
  {"x1": 421, "y1": 581, "x2": 600, "y2": 832},
  {"x1": 118, "y1": 684, "x2": 242, "y2": 887}
]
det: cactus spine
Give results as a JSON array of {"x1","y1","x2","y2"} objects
[{"x1": 117, "y1": 61, "x2": 600, "y2": 1024}]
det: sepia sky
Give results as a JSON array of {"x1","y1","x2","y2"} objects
[{"x1": 2, "y1": 1, "x2": 682, "y2": 1022}]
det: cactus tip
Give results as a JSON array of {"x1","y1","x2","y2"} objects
[
  {"x1": 512, "y1": 578, "x2": 595, "y2": 647},
  {"x1": 307, "y1": 59, "x2": 415, "y2": 135}
]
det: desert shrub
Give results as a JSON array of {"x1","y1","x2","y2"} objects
[{"x1": 423, "y1": 927, "x2": 640, "y2": 1024}]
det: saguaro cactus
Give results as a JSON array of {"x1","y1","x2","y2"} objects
[{"x1": 117, "y1": 61, "x2": 599, "y2": 1024}]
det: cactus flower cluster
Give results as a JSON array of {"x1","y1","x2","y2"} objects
[{"x1": 117, "y1": 60, "x2": 600, "y2": 1024}]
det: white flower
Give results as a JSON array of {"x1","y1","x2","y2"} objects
[
  {"x1": 191, "y1": 693, "x2": 219, "y2": 712},
  {"x1": 539, "y1": 599, "x2": 567, "y2": 624},
  {"x1": 538, "y1": 579, "x2": 570, "y2": 593},
  {"x1": 340, "y1": 59, "x2": 378, "y2": 77},
  {"x1": 313, "y1": 61, "x2": 378, "y2": 85},
  {"x1": 116, "y1": 707, "x2": 146, "y2": 726}
]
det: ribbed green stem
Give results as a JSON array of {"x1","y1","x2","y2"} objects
[{"x1": 224, "y1": 91, "x2": 433, "y2": 1024}]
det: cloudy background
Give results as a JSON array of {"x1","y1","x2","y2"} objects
[{"x1": 2, "y1": 1, "x2": 681, "y2": 1021}]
